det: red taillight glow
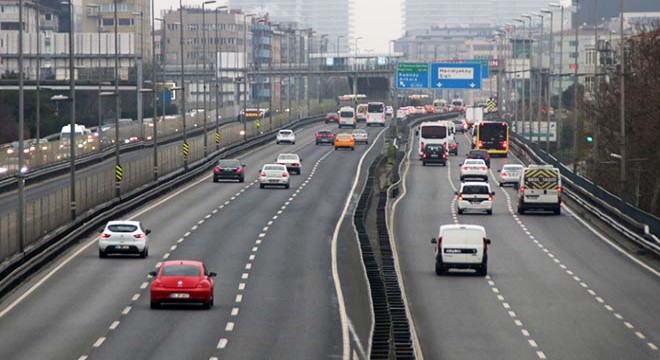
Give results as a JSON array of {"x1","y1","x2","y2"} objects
[
  {"x1": 462, "y1": 166, "x2": 468, "y2": 171},
  {"x1": 477, "y1": 141, "x2": 484, "y2": 149},
  {"x1": 558, "y1": 186, "x2": 563, "y2": 193},
  {"x1": 282, "y1": 172, "x2": 288, "y2": 177},
  {"x1": 133, "y1": 233, "x2": 145, "y2": 239},
  {"x1": 501, "y1": 172, "x2": 508, "y2": 177},
  {"x1": 421, "y1": 142, "x2": 425, "y2": 151},
  {"x1": 443, "y1": 154, "x2": 447, "y2": 159},
  {"x1": 293, "y1": 163, "x2": 299, "y2": 167},
  {"x1": 260, "y1": 171, "x2": 266, "y2": 176},
  {"x1": 483, "y1": 237, "x2": 489, "y2": 251},
  {"x1": 519, "y1": 186, "x2": 525, "y2": 193},
  {"x1": 197, "y1": 280, "x2": 211, "y2": 288},
  {"x1": 236, "y1": 167, "x2": 243, "y2": 173},
  {"x1": 316, "y1": 134, "x2": 322, "y2": 138},
  {"x1": 501, "y1": 141, "x2": 508, "y2": 149},
  {"x1": 482, "y1": 167, "x2": 488, "y2": 171},
  {"x1": 213, "y1": 167, "x2": 221, "y2": 173},
  {"x1": 100, "y1": 233, "x2": 111, "y2": 238},
  {"x1": 422, "y1": 153, "x2": 427, "y2": 159},
  {"x1": 437, "y1": 237, "x2": 443, "y2": 251}
]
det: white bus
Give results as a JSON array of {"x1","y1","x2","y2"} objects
[
  {"x1": 417, "y1": 121, "x2": 451, "y2": 159},
  {"x1": 366, "y1": 101, "x2": 386, "y2": 127}
]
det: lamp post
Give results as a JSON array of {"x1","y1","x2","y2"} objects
[
  {"x1": 541, "y1": 8, "x2": 554, "y2": 151},
  {"x1": 86, "y1": 4, "x2": 102, "y2": 150},
  {"x1": 319, "y1": 34, "x2": 327, "y2": 109},
  {"x1": 17, "y1": 0, "x2": 25, "y2": 249},
  {"x1": 506, "y1": 22, "x2": 517, "y2": 122},
  {"x1": 214, "y1": 6, "x2": 228, "y2": 150},
  {"x1": 618, "y1": 0, "x2": 626, "y2": 199},
  {"x1": 592, "y1": 0, "x2": 600, "y2": 168},
  {"x1": 522, "y1": 14, "x2": 533, "y2": 140},
  {"x1": 572, "y1": 0, "x2": 580, "y2": 173},
  {"x1": 533, "y1": 12, "x2": 545, "y2": 143},
  {"x1": 243, "y1": 13, "x2": 256, "y2": 140},
  {"x1": 353, "y1": 36, "x2": 363, "y2": 107},
  {"x1": 152, "y1": 2, "x2": 160, "y2": 180},
  {"x1": 132, "y1": 11, "x2": 145, "y2": 142},
  {"x1": 178, "y1": 0, "x2": 188, "y2": 170},
  {"x1": 549, "y1": 2, "x2": 564, "y2": 149},
  {"x1": 113, "y1": 0, "x2": 122, "y2": 196},
  {"x1": 513, "y1": 19, "x2": 526, "y2": 136},
  {"x1": 34, "y1": 4, "x2": 40, "y2": 142},
  {"x1": 201, "y1": 0, "x2": 216, "y2": 156}
]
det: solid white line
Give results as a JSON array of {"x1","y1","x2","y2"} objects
[
  {"x1": 216, "y1": 338, "x2": 228, "y2": 349},
  {"x1": 331, "y1": 125, "x2": 388, "y2": 360}
]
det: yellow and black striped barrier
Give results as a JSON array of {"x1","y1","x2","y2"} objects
[
  {"x1": 215, "y1": 131, "x2": 221, "y2": 144},
  {"x1": 115, "y1": 164, "x2": 123, "y2": 183},
  {"x1": 524, "y1": 169, "x2": 559, "y2": 189},
  {"x1": 487, "y1": 99, "x2": 496, "y2": 112},
  {"x1": 182, "y1": 142, "x2": 190, "y2": 157}
]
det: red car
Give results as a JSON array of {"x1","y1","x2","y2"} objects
[
  {"x1": 325, "y1": 112, "x2": 340, "y2": 123},
  {"x1": 149, "y1": 260, "x2": 216, "y2": 309}
]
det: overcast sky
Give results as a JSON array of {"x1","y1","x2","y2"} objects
[{"x1": 155, "y1": 0, "x2": 403, "y2": 53}]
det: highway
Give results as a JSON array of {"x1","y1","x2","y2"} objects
[
  {"x1": 392, "y1": 129, "x2": 660, "y2": 359},
  {"x1": 0, "y1": 120, "x2": 385, "y2": 360}
]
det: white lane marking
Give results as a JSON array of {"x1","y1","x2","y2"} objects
[
  {"x1": 231, "y1": 307, "x2": 239, "y2": 316},
  {"x1": 191, "y1": 225, "x2": 198, "y2": 231},
  {"x1": 131, "y1": 294, "x2": 140, "y2": 302},
  {"x1": 497, "y1": 295, "x2": 505, "y2": 301},
  {"x1": 502, "y1": 302, "x2": 511, "y2": 309},
  {"x1": 245, "y1": 263, "x2": 252, "y2": 270},
  {"x1": 216, "y1": 339, "x2": 228, "y2": 349},
  {"x1": 648, "y1": 343, "x2": 658, "y2": 350},
  {"x1": 177, "y1": 238, "x2": 184, "y2": 243},
  {"x1": 109, "y1": 321, "x2": 120, "y2": 330},
  {"x1": 272, "y1": 215, "x2": 278, "y2": 220},
  {"x1": 614, "y1": 313, "x2": 624, "y2": 320},
  {"x1": 624, "y1": 322, "x2": 634, "y2": 329},
  {"x1": 170, "y1": 245, "x2": 177, "y2": 251},
  {"x1": 238, "y1": 283, "x2": 246, "y2": 290},
  {"x1": 140, "y1": 282, "x2": 149, "y2": 289},
  {"x1": 197, "y1": 220, "x2": 205, "y2": 225},
  {"x1": 604, "y1": 305, "x2": 614, "y2": 312},
  {"x1": 205, "y1": 214, "x2": 212, "y2": 219},
  {"x1": 78, "y1": 356, "x2": 88, "y2": 360},
  {"x1": 162, "y1": 253, "x2": 170, "y2": 260},
  {"x1": 211, "y1": 209, "x2": 218, "y2": 214},
  {"x1": 262, "y1": 226, "x2": 269, "y2": 232},
  {"x1": 277, "y1": 210, "x2": 283, "y2": 214},
  {"x1": 235, "y1": 294, "x2": 243, "y2": 303},
  {"x1": 522, "y1": 329, "x2": 530, "y2": 337},
  {"x1": 331, "y1": 125, "x2": 388, "y2": 360},
  {"x1": 241, "y1": 273, "x2": 249, "y2": 279},
  {"x1": 93, "y1": 337, "x2": 106, "y2": 348},
  {"x1": 635, "y1": 332, "x2": 646, "y2": 340},
  {"x1": 595, "y1": 297, "x2": 605, "y2": 303},
  {"x1": 508, "y1": 311, "x2": 517, "y2": 318},
  {"x1": 528, "y1": 339, "x2": 538, "y2": 348},
  {"x1": 225, "y1": 322, "x2": 235, "y2": 332},
  {"x1": 258, "y1": 233, "x2": 266, "y2": 238},
  {"x1": 184, "y1": 231, "x2": 191, "y2": 237},
  {"x1": 267, "y1": 221, "x2": 273, "y2": 225},
  {"x1": 252, "y1": 247, "x2": 258, "y2": 252},
  {"x1": 249, "y1": 254, "x2": 255, "y2": 261},
  {"x1": 256, "y1": 240, "x2": 262, "y2": 245},
  {"x1": 122, "y1": 306, "x2": 131, "y2": 315},
  {"x1": 537, "y1": 351, "x2": 547, "y2": 359},
  {"x1": 492, "y1": 287, "x2": 500, "y2": 293},
  {"x1": 514, "y1": 320, "x2": 523, "y2": 327},
  {"x1": 224, "y1": 201, "x2": 230, "y2": 205}
]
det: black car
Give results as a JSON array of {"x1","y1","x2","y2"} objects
[
  {"x1": 213, "y1": 159, "x2": 246, "y2": 182},
  {"x1": 467, "y1": 149, "x2": 491, "y2": 168},
  {"x1": 315, "y1": 130, "x2": 335, "y2": 145},
  {"x1": 422, "y1": 144, "x2": 447, "y2": 166}
]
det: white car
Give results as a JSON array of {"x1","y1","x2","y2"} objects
[
  {"x1": 460, "y1": 159, "x2": 489, "y2": 182},
  {"x1": 431, "y1": 224, "x2": 491, "y2": 276},
  {"x1": 497, "y1": 164, "x2": 524, "y2": 187},
  {"x1": 385, "y1": 106, "x2": 394, "y2": 116},
  {"x1": 259, "y1": 164, "x2": 290, "y2": 189},
  {"x1": 352, "y1": 129, "x2": 369, "y2": 144},
  {"x1": 276, "y1": 129, "x2": 296, "y2": 144},
  {"x1": 456, "y1": 182, "x2": 495, "y2": 215},
  {"x1": 338, "y1": 106, "x2": 357, "y2": 128},
  {"x1": 276, "y1": 153, "x2": 302, "y2": 175},
  {"x1": 98, "y1": 220, "x2": 151, "y2": 258}
]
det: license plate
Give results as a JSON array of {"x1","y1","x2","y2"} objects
[
  {"x1": 430, "y1": 154, "x2": 439, "y2": 158},
  {"x1": 444, "y1": 248, "x2": 462, "y2": 254},
  {"x1": 170, "y1": 293, "x2": 190, "y2": 299},
  {"x1": 526, "y1": 195, "x2": 539, "y2": 199},
  {"x1": 117, "y1": 245, "x2": 130, "y2": 249}
]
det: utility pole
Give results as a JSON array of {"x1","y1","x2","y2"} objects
[
  {"x1": 534, "y1": 12, "x2": 544, "y2": 144},
  {"x1": 619, "y1": 0, "x2": 626, "y2": 199},
  {"x1": 151, "y1": 0, "x2": 159, "y2": 180},
  {"x1": 18, "y1": 0, "x2": 25, "y2": 249},
  {"x1": 514, "y1": 19, "x2": 526, "y2": 137},
  {"x1": 541, "y1": 8, "x2": 554, "y2": 152},
  {"x1": 114, "y1": 0, "x2": 122, "y2": 197},
  {"x1": 572, "y1": 1, "x2": 580, "y2": 174},
  {"x1": 178, "y1": 0, "x2": 188, "y2": 170},
  {"x1": 592, "y1": 0, "x2": 600, "y2": 171},
  {"x1": 549, "y1": 3, "x2": 565, "y2": 151},
  {"x1": 202, "y1": 1, "x2": 216, "y2": 156}
]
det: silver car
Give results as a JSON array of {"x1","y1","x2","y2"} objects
[
  {"x1": 259, "y1": 164, "x2": 290, "y2": 189},
  {"x1": 276, "y1": 129, "x2": 296, "y2": 144},
  {"x1": 497, "y1": 164, "x2": 524, "y2": 187},
  {"x1": 276, "y1": 153, "x2": 302, "y2": 175},
  {"x1": 352, "y1": 129, "x2": 369, "y2": 144},
  {"x1": 98, "y1": 220, "x2": 151, "y2": 258}
]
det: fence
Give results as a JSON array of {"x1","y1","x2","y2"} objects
[{"x1": 0, "y1": 100, "x2": 335, "y2": 263}]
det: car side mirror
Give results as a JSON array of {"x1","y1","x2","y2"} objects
[
  {"x1": 415, "y1": 130, "x2": 419, "y2": 136},
  {"x1": 208, "y1": 272, "x2": 217, "y2": 277},
  {"x1": 454, "y1": 191, "x2": 458, "y2": 195},
  {"x1": 485, "y1": 238, "x2": 492, "y2": 245},
  {"x1": 497, "y1": 169, "x2": 502, "y2": 172},
  {"x1": 491, "y1": 191, "x2": 495, "y2": 196},
  {"x1": 148, "y1": 271, "x2": 157, "y2": 277},
  {"x1": 300, "y1": 159, "x2": 303, "y2": 162},
  {"x1": 145, "y1": 229, "x2": 152, "y2": 235},
  {"x1": 431, "y1": 237, "x2": 437, "y2": 244},
  {"x1": 242, "y1": 164, "x2": 247, "y2": 168}
]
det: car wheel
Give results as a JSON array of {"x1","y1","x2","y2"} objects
[
  {"x1": 366, "y1": 141, "x2": 369, "y2": 145},
  {"x1": 285, "y1": 184, "x2": 290, "y2": 189},
  {"x1": 276, "y1": 141, "x2": 280, "y2": 145},
  {"x1": 554, "y1": 207, "x2": 561, "y2": 215},
  {"x1": 99, "y1": 249, "x2": 107, "y2": 258},
  {"x1": 213, "y1": 177, "x2": 218, "y2": 183},
  {"x1": 139, "y1": 248, "x2": 148, "y2": 258},
  {"x1": 351, "y1": 147, "x2": 354, "y2": 151},
  {"x1": 260, "y1": 184, "x2": 265, "y2": 189},
  {"x1": 422, "y1": 161, "x2": 426, "y2": 166},
  {"x1": 486, "y1": 209, "x2": 493, "y2": 215},
  {"x1": 239, "y1": 177, "x2": 245, "y2": 183},
  {"x1": 517, "y1": 206, "x2": 525, "y2": 214},
  {"x1": 457, "y1": 208, "x2": 464, "y2": 214},
  {"x1": 435, "y1": 260, "x2": 445, "y2": 276},
  {"x1": 292, "y1": 141, "x2": 295, "y2": 145},
  {"x1": 498, "y1": 182, "x2": 503, "y2": 187},
  {"x1": 478, "y1": 256, "x2": 488, "y2": 276},
  {"x1": 460, "y1": 176, "x2": 464, "y2": 182},
  {"x1": 150, "y1": 301, "x2": 160, "y2": 309},
  {"x1": 334, "y1": 147, "x2": 338, "y2": 151}
]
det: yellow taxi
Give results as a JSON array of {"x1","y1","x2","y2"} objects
[{"x1": 334, "y1": 133, "x2": 355, "y2": 151}]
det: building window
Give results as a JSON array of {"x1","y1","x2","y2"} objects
[
  {"x1": 569, "y1": 52, "x2": 577, "y2": 58},
  {"x1": 1, "y1": 22, "x2": 21, "y2": 30},
  {"x1": 45, "y1": 13, "x2": 52, "y2": 21},
  {"x1": 102, "y1": 18, "x2": 113, "y2": 26},
  {"x1": 118, "y1": 18, "x2": 133, "y2": 26}
]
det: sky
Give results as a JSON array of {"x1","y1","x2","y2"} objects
[{"x1": 155, "y1": 0, "x2": 403, "y2": 53}]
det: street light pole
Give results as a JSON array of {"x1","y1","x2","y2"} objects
[
  {"x1": 34, "y1": 4, "x2": 40, "y2": 142},
  {"x1": 214, "y1": 6, "x2": 227, "y2": 150},
  {"x1": 151, "y1": 0, "x2": 159, "y2": 180},
  {"x1": 64, "y1": 0, "x2": 77, "y2": 216},
  {"x1": 114, "y1": 0, "x2": 121, "y2": 197},
  {"x1": 178, "y1": 0, "x2": 188, "y2": 170},
  {"x1": 202, "y1": 0, "x2": 216, "y2": 156},
  {"x1": 514, "y1": 19, "x2": 526, "y2": 136},
  {"x1": 549, "y1": 3, "x2": 564, "y2": 150},
  {"x1": 353, "y1": 36, "x2": 363, "y2": 107},
  {"x1": 243, "y1": 13, "x2": 255, "y2": 140},
  {"x1": 132, "y1": 11, "x2": 144, "y2": 143},
  {"x1": 534, "y1": 12, "x2": 544, "y2": 144},
  {"x1": 619, "y1": 0, "x2": 626, "y2": 199},
  {"x1": 541, "y1": 8, "x2": 554, "y2": 151},
  {"x1": 17, "y1": 0, "x2": 25, "y2": 249},
  {"x1": 522, "y1": 14, "x2": 533, "y2": 140},
  {"x1": 572, "y1": 0, "x2": 580, "y2": 173}
]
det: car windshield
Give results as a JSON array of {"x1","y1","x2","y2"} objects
[
  {"x1": 279, "y1": 131, "x2": 292, "y2": 135},
  {"x1": 264, "y1": 165, "x2": 285, "y2": 171},
  {"x1": 353, "y1": 130, "x2": 367, "y2": 135},
  {"x1": 107, "y1": 224, "x2": 138, "y2": 233},
  {"x1": 470, "y1": 151, "x2": 488, "y2": 157},
  {"x1": 421, "y1": 126, "x2": 447, "y2": 138},
  {"x1": 161, "y1": 265, "x2": 200, "y2": 277},
  {"x1": 278, "y1": 154, "x2": 298, "y2": 160},
  {"x1": 337, "y1": 134, "x2": 352, "y2": 139},
  {"x1": 426, "y1": 145, "x2": 443, "y2": 152},
  {"x1": 368, "y1": 103, "x2": 384, "y2": 113},
  {"x1": 340, "y1": 111, "x2": 354, "y2": 117},
  {"x1": 327, "y1": 113, "x2": 337, "y2": 117},
  {"x1": 217, "y1": 160, "x2": 239, "y2": 167},
  {"x1": 462, "y1": 185, "x2": 490, "y2": 194},
  {"x1": 465, "y1": 160, "x2": 485, "y2": 165},
  {"x1": 503, "y1": 165, "x2": 523, "y2": 171}
]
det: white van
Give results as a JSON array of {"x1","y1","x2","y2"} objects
[
  {"x1": 366, "y1": 102, "x2": 386, "y2": 127},
  {"x1": 60, "y1": 124, "x2": 92, "y2": 143},
  {"x1": 431, "y1": 224, "x2": 491, "y2": 276},
  {"x1": 417, "y1": 121, "x2": 450, "y2": 159},
  {"x1": 517, "y1": 164, "x2": 562, "y2": 215},
  {"x1": 338, "y1": 106, "x2": 356, "y2": 128}
]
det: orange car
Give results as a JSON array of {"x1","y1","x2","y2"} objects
[{"x1": 334, "y1": 133, "x2": 355, "y2": 151}]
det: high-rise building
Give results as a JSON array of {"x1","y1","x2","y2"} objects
[
  {"x1": 403, "y1": 0, "x2": 552, "y2": 34},
  {"x1": 227, "y1": 0, "x2": 349, "y2": 51}
]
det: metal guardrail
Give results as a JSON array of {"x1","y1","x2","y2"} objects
[
  {"x1": 510, "y1": 133, "x2": 660, "y2": 257},
  {"x1": 0, "y1": 113, "x2": 326, "y2": 300}
]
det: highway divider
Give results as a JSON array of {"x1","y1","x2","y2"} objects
[
  {"x1": 509, "y1": 133, "x2": 660, "y2": 257},
  {"x1": 0, "y1": 114, "x2": 324, "y2": 300}
]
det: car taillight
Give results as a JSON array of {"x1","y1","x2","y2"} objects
[
  {"x1": 477, "y1": 141, "x2": 484, "y2": 149},
  {"x1": 100, "y1": 233, "x2": 111, "y2": 238},
  {"x1": 501, "y1": 172, "x2": 508, "y2": 177},
  {"x1": 421, "y1": 142, "x2": 425, "y2": 151},
  {"x1": 443, "y1": 154, "x2": 447, "y2": 159},
  {"x1": 197, "y1": 280, "x2": 211, "y2": 288},
  {"x1": 236, "y1": 167, "x2": 243, "y2": 173},
  {"x1": 422, "y1": 153, "x2": 427, "y2": 159},
  {"x1": 437, "y1": 237, "x2": 443, "y2": 251},
  {"x1": 458, "y1": 195, "x2": 463, "y2": 201},
  {"x1": 152, "y1": 279, "x2": 163, "y2": 287},
  {"x1": 260, "y1": 171, "x2": 266, "y2": 176},
  {"x1": 293, "y1": 163, "x2": 299, "y2": 167},
  {"x1": 558, "y1": 186, "x2": 562, "y2": 193},
  {"x1": 501, "y1": 141, "x2": 508, "y2": 149},
  {"x1": 488, "y1": 195, "x2": 493, "y2": 202},
  {"x1": 325, "y1": 116, "x2": 330, "y2": 120},
  {"x1": 482, "y1": 167, "x2": 488, "y2": 171},
  {"x1": 282, "y1": 172, "x2": 288, "y2": 177},
  {"x1": 519, "y1": 186, "x2": 525, "y2": 194},
  {"x1": 483, "y1": 237, "x2": 489, "y2": 251},
  {"x1": 316, "y1": 134, "x2": 322, "y2": 138},
  {"x1": 213, "y1": 167, "x2": 221, "y2": 173},
  {"x1": 133, "y1": 233, "x2": 145, "y2": 239},
  {"x1": 462, "y1": 166, "x2": 468, "y2": 171}
]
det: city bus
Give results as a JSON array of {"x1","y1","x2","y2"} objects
[
  {"x1": 417, "y1": 121, "x2": 450, "y2": 159},
  {"x1": 474, "y1": 121, "x2": 509, "y2": 156},
  {"x1": 406, "y1": 94, "x2": 435, "y2": 114},
  {"x1": 338, "y1": 94, "x2": 367, "y2": 107}
]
